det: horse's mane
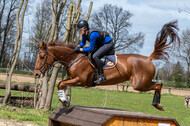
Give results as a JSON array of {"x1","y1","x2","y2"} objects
[{"x1": 47, "y1": 41, "x2": 76, "y2": 49}]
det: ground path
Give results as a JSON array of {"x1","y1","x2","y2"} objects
[
  {"x1": 0, "y1": 73, "x2": 190, "y2": 96},
  {"x1": 0, "y1": 118, "x2": 36, "y2": 126}
]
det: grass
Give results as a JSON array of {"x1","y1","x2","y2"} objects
[
  {"x1": 71, "y1": 87, "x2": 190, "y2": 126},
  {"x1": 0, "y1": 83, "x2": 190, "y2": 125}
]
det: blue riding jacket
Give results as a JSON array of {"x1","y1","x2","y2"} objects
[{"x1": 79, "y1": 31, "x2": 111, "y2": 52}]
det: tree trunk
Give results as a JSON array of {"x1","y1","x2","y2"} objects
[
  {"x1": 48, "y1": 0, "x2": 58, "y2": 42},
  {"x1": 39, "y1": 0, "x2": 66, "y2": 110},
  {"x1": 44, "y1": 63, "x2": 61, "y2": 110},
  {"x1": 38, "y1": 72, "x2": 48, "y2": 109},
  {"x1": 62, "y1": 1, "x2": 73, "y2": 42},
  {"x1": 85, "y1": 2, "x2": 93, "y2": 21},
  {"x1": 3, "y1": 0, "x2": 28, "y2": 105},
  {"x1": 40, "y1": 0, "x2": 93, "y2": 110}
]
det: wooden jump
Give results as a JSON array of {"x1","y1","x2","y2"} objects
[{"x1": 48, "y1": 105, "x2": 180, "y2": 126}]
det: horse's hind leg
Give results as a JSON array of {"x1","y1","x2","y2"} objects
[{"x1": 148, "y1": 82, "x2": 164, "y2": 111}]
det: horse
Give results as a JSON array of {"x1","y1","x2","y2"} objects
[{"x1": 34, "y1": 20, "x2": 180, "y2": 111}]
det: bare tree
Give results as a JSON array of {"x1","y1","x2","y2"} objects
[
  {"x1": 35, "y1": 0, "x2": 67, "y2": 109},
  {"x1": 177, "y1": 29, "x2": 190, "y2": 87},
  {"x1": 25, "y1": 0, "x2": 52, "y2": 70},
  {"x1": 170, "y1": 61, "x2": 185, "y2": 88},
  {"x1": 33, "y1": 1, "x2": 52, "y2": 41},
  {"x1": 0, "y1": 0, "x2": 18, "y2": 66},
  {"x1": 157, "y1": 62, "x2": 173, "y2": 82},
  {"x1": 33, "y1": 0, "x2": 93, "y2": 110},
  {"x1": 59, "y1": 0, "x2": 93, "y2": 109},
  {"x1": 3, "y1": 0, "x2": 28, "y2": 105},
  {"x1": 91, "y1": 4, "x2": 144, "y2": 52}
]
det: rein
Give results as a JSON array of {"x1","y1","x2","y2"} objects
[
  {"x1": 36, "y1": 49, "x2": 85, "y2": 74},
  {"x1": 57, "y1": 51, "x2": 85, "y2": 69}
]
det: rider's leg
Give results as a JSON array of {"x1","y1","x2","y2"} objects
[
  {"x1": 93, "y1": 41, "x2": 114, "y2": 83},
  {"x1": 93, "y1": 56, "x2": 106, "y2": 83}
]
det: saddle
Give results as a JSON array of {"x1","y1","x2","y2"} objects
[
  {"x1": 88, "y1": 53, "x2": 117, "y2": 87},
  {"x1": 88, "y1": 54, "x2": 117, "y2": 69}
]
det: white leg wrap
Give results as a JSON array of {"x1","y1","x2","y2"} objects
[{"x1": 58, "y1": 90, "x2": 66, "y2": 102}]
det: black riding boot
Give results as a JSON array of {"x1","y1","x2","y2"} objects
[{"x1": 94, "y1": 57, "x2": 106, "y2": 84}]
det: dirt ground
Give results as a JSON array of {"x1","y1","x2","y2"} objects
[
  {"x1": 0, "y1": 118, "x2": 36, "y2": 126},
  {"x1": 0, "y1": 73, "x2": 190, "y2": 96}
]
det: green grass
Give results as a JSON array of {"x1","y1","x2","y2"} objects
[
  {"x1": 0, "y1": 86, "x2": 190, "y2": 126},
  {"x1": 71, "y1": 87, "x2": 190, "y2": 126}
]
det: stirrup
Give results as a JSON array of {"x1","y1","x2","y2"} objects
[{"x1": 94, "y1": 75, "x2": 106, "y2": 84}]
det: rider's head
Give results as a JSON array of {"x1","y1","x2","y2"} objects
[{"x1": 77, "y1": 20, "x2": 89, "y2": 35}]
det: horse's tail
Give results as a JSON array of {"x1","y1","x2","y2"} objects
[{"x1": 149, "y1": 20, "x2": 180, "y2": 60}]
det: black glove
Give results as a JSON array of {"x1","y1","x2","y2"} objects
[{"x1": 74, "y1": 46, "x2": 80, "y2": 52}]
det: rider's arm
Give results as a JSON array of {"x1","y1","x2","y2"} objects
[
  {"x1": 78, "y1": 35, "x2": 86, "y2": 47},
  {"x1": 82, "y1": 32, "x2": 99, "y2": 52}
]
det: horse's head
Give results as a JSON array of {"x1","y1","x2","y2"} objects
[{"x1": 34, "y1": 41, "x2": 55, "y2": 78}]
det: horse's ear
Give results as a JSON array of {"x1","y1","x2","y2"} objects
[
  {"x1": 39, "y1": 41, "x2": 42, "y2": 48},
  {"x1": 39, "y1": 41, "x2": 47, "y2": 50}
]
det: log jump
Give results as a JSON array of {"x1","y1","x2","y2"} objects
[
  {"x1": 0, "y1": 83, "x2": 38, "y2": 92},
  {"x1": 0, "y1": 83, "x2": 39, "y2": 107}
]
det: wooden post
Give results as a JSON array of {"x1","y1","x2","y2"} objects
[{"x1": 168, "y1": 88, "x2": 171, "y2": 95}]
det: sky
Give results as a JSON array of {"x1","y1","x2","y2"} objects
[
  {"x1": 25, "y1": 0, "x2": 190, "y2": 59},
  {"x1": 81, "y1": 0, "x2": 190, "y2": 56}
]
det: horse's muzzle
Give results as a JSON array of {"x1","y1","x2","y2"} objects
[
  {"x1": 35, "y1": 73, "x2": 40, "y2": 78},
  {"x1": 34, "y1": 70, "x2": 41, "y2": 78}
]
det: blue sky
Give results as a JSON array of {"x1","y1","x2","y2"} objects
[
  {"x1": 81, "y1": 0, "x2": 190, "y2": 56},
  {"x1": 25, "y1": 0, "x2": 190, "y2": 58}
]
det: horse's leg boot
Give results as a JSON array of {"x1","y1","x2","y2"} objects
[{"x1": 152, "y1": 92, "x2": 164, "y2": 111}]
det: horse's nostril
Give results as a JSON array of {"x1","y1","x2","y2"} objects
[{"x1": 35, "y1": 73, "x2": 39, "y2": 77}]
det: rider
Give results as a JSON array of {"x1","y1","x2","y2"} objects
[{"x1": 74, "y1": 20, "x2": 114, "y2": 83}]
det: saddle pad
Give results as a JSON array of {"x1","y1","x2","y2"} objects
[
  {"x1": 89, "y1": 54, "x2": 117, "y2": 69},
  {"x1": 104, "y1": 54, "x2": 117, "y2": 69}
]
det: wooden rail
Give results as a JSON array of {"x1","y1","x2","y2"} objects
[{"x1": 0, "y1": 83, "x2": 38, "y2": 92}]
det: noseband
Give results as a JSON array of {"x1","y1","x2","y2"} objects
[{"x1": 35, "y1": 50, "x2": 50, "y2": 75}]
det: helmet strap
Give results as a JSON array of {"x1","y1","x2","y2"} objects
[{"x1": 84, "y1": 29, "x2": 88, "y2": 36}]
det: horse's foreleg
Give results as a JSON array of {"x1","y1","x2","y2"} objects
[
  {"x1": 57, "y1": 77, "x2": 80, "y2": 108},
  {"x1": 58, "y1": 77, "x2": 81, "y2": 90}
]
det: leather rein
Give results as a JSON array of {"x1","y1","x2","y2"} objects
[{"x1": 35, "y1": 49, "x2": 85, "y2": 74}]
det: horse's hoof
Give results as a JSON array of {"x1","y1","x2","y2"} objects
[
  {"x1": 62, "y1": 99, "x2": 70, "y2": 108},
  {"x1": 153, "y1": 104, "x2": 165, "y2": 111},
  {"x1": 58, "y1": 99, "x2": 70, "y2": 108}
]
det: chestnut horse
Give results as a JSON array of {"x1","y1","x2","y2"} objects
[{"x1": 34, "y1": 21, "x2": 180, "y2": 111}]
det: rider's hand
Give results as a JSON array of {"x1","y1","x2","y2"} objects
[{"x1": 74, "y1": 46, "x2": 80, "y2": 52}]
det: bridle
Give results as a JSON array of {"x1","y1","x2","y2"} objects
[
  {"x1": 35, "y1": 50, "x2": 50, "y2": 75},
  {"x1": 35, "y1": 48, "x2": 85, "y2": 75}
]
